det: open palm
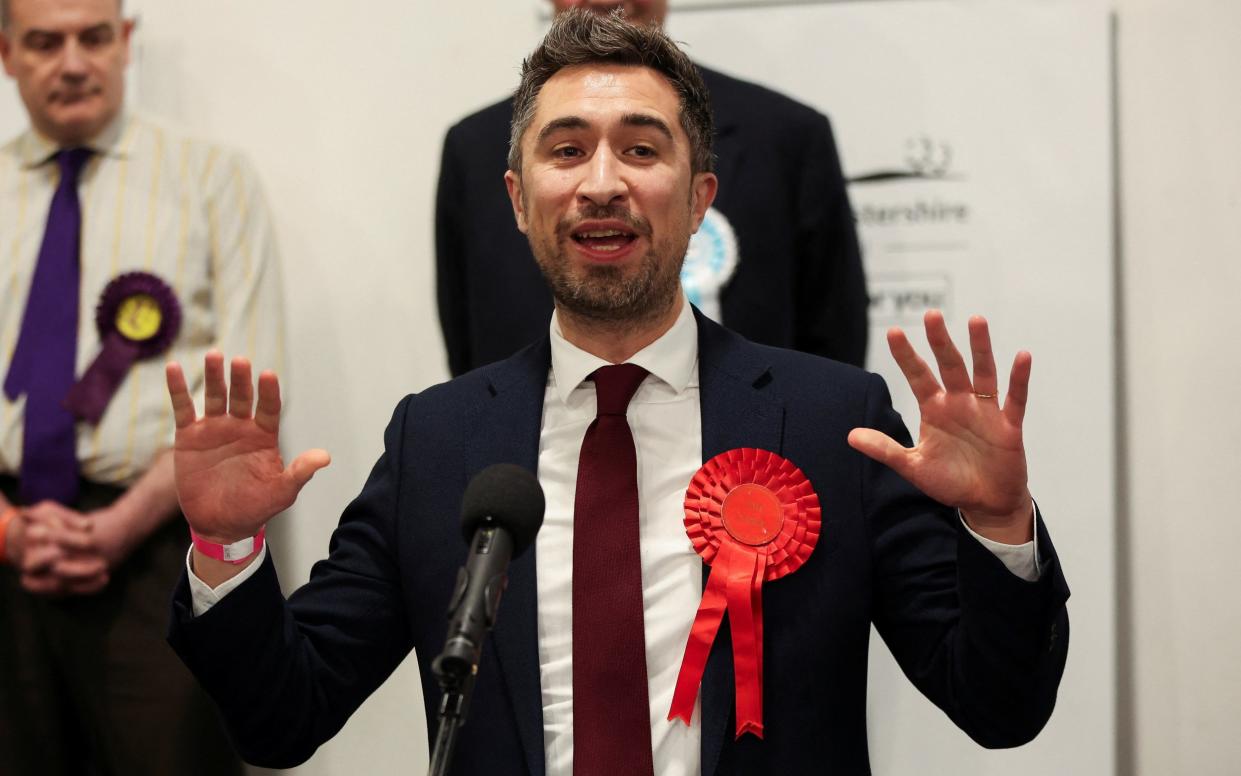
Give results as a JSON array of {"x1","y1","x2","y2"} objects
[
  {"x1": 848, "y1": 311, "x2": 1032, "y2": 538},
  {"x1": 166, "y1": 352, "x2": 329, "y2": 544}
]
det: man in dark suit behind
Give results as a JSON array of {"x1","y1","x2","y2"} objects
[
  {"x1": 166, "y1": 11, "x2": 1068, "y2": 775},
  {"x1": 437, "y1": 0, "x2": 869, "y2": 376}
]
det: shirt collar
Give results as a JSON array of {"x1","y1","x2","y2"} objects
[
  {"x1": 18, "y1": 110, "x2": 133, "y2": 169},
  {"x1": 548, "y1": 293, "x2": 699, "y2": 406}
]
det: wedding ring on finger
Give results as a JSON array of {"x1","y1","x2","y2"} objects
[{"x1": 974, "y1": 392, "x2": 997, "y2": 400}]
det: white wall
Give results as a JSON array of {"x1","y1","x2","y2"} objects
[
  {"x1": 3, "y1": 1, "x2": 1239, "y2": 774},
  {"x1": 1113, "y1": 1, "x2": 1241, "y2": 774},
  {"x1": 125, "y1": 4, "x2": 549, "y2": 773},
  {"x1": 668, "y1": 4, "x2": 1116, "y2": 774}
]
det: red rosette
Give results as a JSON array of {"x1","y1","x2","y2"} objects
[{"x1": 668, "y1": 448, "x2": 821, "y2": 739}]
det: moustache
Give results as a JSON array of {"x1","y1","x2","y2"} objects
[{"x1": 555, "y1": 205, "x2": 652, "y2": 240}]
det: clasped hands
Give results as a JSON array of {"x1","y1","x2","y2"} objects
[{"x1": 4, "y1": 501, "x2": 132, "y2": 596}]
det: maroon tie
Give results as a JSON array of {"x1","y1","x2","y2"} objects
[{"x1": 573, "y1": 363, "x2": 655, "y2": 776}]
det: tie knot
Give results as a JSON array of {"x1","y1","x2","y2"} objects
[
  {"x1": 591, "y1": 363, "x2": 649, "y2": 416},
  {"x1": 57, "y1": 148, "x2": 93, "y2": 182}
]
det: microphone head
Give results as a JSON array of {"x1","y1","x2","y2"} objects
[{"x1": 460, "y1": 463, "x2": 545, "y2": 557}]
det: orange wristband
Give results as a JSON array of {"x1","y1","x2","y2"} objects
[{"x1": 0, "y1": 506, "x2": 18, "y2": 565}]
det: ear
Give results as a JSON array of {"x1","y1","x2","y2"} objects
[
  {"x1": 121, "y1": 18, "x2": 136, "y2": 65},
  {"x1": 504, "y1": 169, "x2": 529, "y2": 234},
  {"x1": 0, "y1": 33, "x2": 14, "y2": 78},
  {"x1": 688, "y1": 171, "x2": 718, "y2": 233}
]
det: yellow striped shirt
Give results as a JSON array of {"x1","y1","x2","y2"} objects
[{"x1": 0, "y1": 112, "x2": 286, "y2": 486}]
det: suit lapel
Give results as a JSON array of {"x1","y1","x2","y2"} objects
[
  {"x1": 694, "y1": 310, "x2": 785, "y2": 776},
  {"x1": 466, "y1": 338, "x2": 551, "y2": 776}
]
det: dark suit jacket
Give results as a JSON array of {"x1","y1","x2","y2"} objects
[
  {"x1": 435, "y1": 66, "x2": 870, "y2": 376},
  {"x1": 168, "y1": 312, "x2": 1069, "y2": 775}
]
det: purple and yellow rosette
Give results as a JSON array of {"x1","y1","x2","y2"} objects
[
  {"x1": 668, "y1": 448, "x2": 821, "y2": 740},
  {"x1": 64, "y1": 272, "x2": 181, "y2": 425}
]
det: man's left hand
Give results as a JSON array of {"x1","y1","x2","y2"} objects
[{"x1": 848, "y1": 310, "x2": 1034, "y2": 545}]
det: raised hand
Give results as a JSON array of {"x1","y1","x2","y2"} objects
[
  {"x1": 847, "y1": 311, "x2": 1034, "y2": 544},
  {"x1": 166, "y1": 351, "x2": 330, "y2": 545}
]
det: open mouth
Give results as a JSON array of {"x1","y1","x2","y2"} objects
[{"x1": 571, "y1": 227, "x2": 638, "y2": 253}]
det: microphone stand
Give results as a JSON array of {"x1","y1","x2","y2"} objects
[
  {"x1": 426, "y1": 462, "x2": 545, "y2": 775},
  {"x1": 427, "y1": 668, "x2": 475, "y2": 776},
  {"x1": 427, "y1": 525, "x2": 513, "y2": 775}
]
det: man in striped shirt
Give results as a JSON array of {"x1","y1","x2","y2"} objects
[{"x1": 0, "y1": 0, "x2": 285, "y2": 773}]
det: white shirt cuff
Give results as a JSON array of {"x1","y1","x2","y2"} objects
[
  {"x1": 959, "y1": 504, "x2": 1042, "y2": 582},
  {"x1": 185, "y1": 543, "x2": 269, "y2": 617}
]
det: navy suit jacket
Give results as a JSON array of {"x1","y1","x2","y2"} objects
[
  {"x1": 168, "y1": 312, "x2": 1069, "y2": 775},
  {"x1": 435, "y1": 66, "x2": 870, "y2": 377}
]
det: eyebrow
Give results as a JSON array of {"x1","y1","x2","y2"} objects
[
  {"x1": 535, "y1": 116, "x2": 591, "y2": 147},
  {"x1": 620, "y1": 113, "x2": 674, "y2": 142},
  {"x1": 22, "y1": 22, "x2": 113, "y2": 40},
  {"x1": 534, "y1": 112, "x2": 676, "y2": 147},
  {"x1": 79, "y1": 23, "x2": 115, "y2": 36}
]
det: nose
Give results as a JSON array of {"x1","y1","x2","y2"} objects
[
  {"x1": 577, "y1": 146, "x2": 628, "y2": 208},
  {"x1": 59, "y1": 39, "x2": 90, "y2": 79}
]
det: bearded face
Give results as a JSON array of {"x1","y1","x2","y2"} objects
[{"x1": 504, "y1": 64, "x2": 716, "y2": 330}]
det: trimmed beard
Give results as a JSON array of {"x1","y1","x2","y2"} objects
[{"x1": 529, "y1": 204, "x2": 688, "y2": 327}]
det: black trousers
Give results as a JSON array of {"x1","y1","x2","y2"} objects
[{"x1": 0, "y1": 475, "x2": 243, "y2": 776}]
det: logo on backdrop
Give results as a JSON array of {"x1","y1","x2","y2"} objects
[
  {"x1": 681, "y1": 206, "x2": 738, "y2": 323},
  {"x1": 848, "y1": 135, "x2": 971, "y2": 228},
  {"x1": 847, "y1": 136, "x2": 974, "y2": 326},
  {"x1": 849, "y1": 135, "x2": 963, "y2": 184}
]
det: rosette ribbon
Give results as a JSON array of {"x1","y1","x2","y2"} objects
[
  {"x1": 64, "y1": 272, "x2": 181, "y2": 424},
  {"x1": 668, "y1": 447, "x2": 821, "y2": 739}
]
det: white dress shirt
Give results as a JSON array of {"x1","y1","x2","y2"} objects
[
  {"x1": 189, "y1": 294, "x2": 1039, "y2": 774},
  {"x1": 537, "y1": 297, "x2": 706, "y2": 775}
]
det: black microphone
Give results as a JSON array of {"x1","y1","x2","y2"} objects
[
  {"x1": 432, "y1": 463, "x2": 545, "y2": 683},
  {"x1": 428, "y1": 464, "x2": 544, "y2": 776}
]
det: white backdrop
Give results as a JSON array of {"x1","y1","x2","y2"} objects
[
  {"x1": 0, "y1": 2, "x2": 1116, "y2": 774},
  {"x1": 0, "y1": 95, "x2": 20, "y2": 140},
  {"x1": 669, "y1": 2, "x2": 1114, "y2": 774},
  {"x1": 670, "y1": 1, "x2": 1116, "y2": 774}
]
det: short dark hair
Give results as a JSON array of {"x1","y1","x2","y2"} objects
[
  {"x1": 508, "y1": 9, "x2": 714, "y2": 176},
  {"x1": 1, "y1": 0, "x2": 125, "y2": 31}
]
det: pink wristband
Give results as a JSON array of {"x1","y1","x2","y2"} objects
[{"x1": 190, "y1": 526, "x2": 265, "y2": 564}]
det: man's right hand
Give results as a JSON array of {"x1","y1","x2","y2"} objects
[{"x1": 166, "y1": 351, "x2": 329, "y2": 578}]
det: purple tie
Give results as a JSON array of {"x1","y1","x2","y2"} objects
[
  {"x1": 4, "y1": 147, "x2": 93, "y2": 505},
  {"x1": 572, "y1": 363, "x2": 655, "y2": 776}
]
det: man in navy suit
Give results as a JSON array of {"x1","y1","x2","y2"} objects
[
  {"x1": 167, "y1": 11, "x2": 1068, "y2": 774},
  {"x1": 436, "y1": 0, "x2": 869, "y2": 376}
]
